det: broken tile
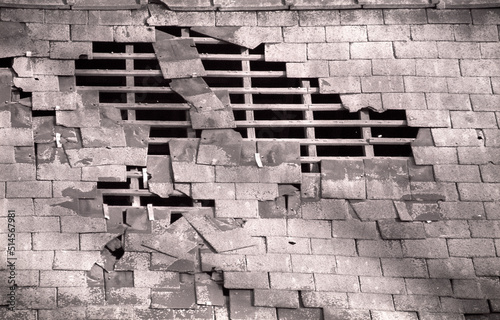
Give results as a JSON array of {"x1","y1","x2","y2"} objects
[
  {"x1": 52, "y1": 181, "x2": 97, "y2": 199},
  {"x1": 4, "y1": 103, "x2": 32, "y2": 128},
  {"x1": 114, "y1": 252, "x2": 150, "y2": 271},
  {"x1": 195, "y1": 273, "x2": 225, "y2": 306},
  {"x1": 257, "y1": 140, "x2": 300, "y2": 166},
  {"x1": 125, "y1": 208, "x2": 150, "y2": 233},
  {"x1": 147, "y1": 4, "x2": 179, "y2": 26},
  {"x1": 197, "y1": 129, "x2": 243, "y2": 166},
  {"x1": 183, "y1": 212, "x2": 256, "y2": 253},
  {"x1": 169, "y1": 138, "x2": 199, "y2": 162},
  {"x1": 151, "y1": 283, "x2": 197, "y2": 309},
  {"x1": 78, "y1": 192, "x2": 104, "y2": 218},
  {"x1": 80, "y1": 127, "x2": 127, "y2": 147},
  {"x1": 106, "y1": 207, "x2": 126, "y2": 233},
  {"x1": 14, "y1": 76, "x2": 59, "y2": 92},
  {"x1": 65, "y1": 147, "x2": 148, "y2": 167},
  {"x1": 0, "y1": 146, "x2": 15, "y2": 163},
  {"x1": 104, "y1": 271, "x2": 134, "y2": 287},
  {"x1": 56, "y1": 92, "x2": 100, "y2": 128},
  {"x1": 147, "y1": 155, "x2": 174, "y2": 198},
  {"x1": 123, "y1": 124, "x2": 149, "y2": 148},
  {"x1": 33, "y1": 117, "x2": 55, "y2": 144},
  {"x1": 321, "y1": 159, "x2": 366, "y2": 199},
  {"x1": 32, "y1": 91, "x2": 80, "y2": 110},
  {"x1": 15, "y1": 146, "x2": 35, "y2": 164},
  {"x1": 12, "y1": 57, "x2": 33, "y2": 77},
  {"x1": 0, "y1": 22, "x2": 39, "y2": 59},
  {"x1": 364, "y1": 158, "x2": 411, "y2": 200},
  {"x1": 153, "y1": 32, "x2": 206, "y2": 79},
  {"x1": 395, "y1": 201, "x2": 442, "y2": 221},
  {"x1": 301, "y1": 173, "x2": 321, "y2": 199},
  {"x1": 170, "y1": 77, "x2": 225, "y2": 112},
  {"x1": 36, "y1": 144, "x2": 82, "y2": 181},
  {"x1": 171, "y1": 162, "x2": 215, "y2": 183},
  {"x1": 191, "y1": 26, "x2": 280, "y2": 49},
  {"x1": 190, "y1": 105, "x2": 236, "y2": 129},
  {"x1": 258, "y1": 196, "x2": 288, "y2": 218}
]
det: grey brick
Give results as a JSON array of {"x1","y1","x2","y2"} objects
[
  {"x1": 336, "y1": 256, "x2": 381, "y2": 276},
  {"x1": 332, "y1": 220, "x2": 378, "y2": 239},
  {"x1": 381, "y1": 258, "x2": 428, "y2": 278},
  {"x1": 348, "y1": 293, "x2": 394, "y2": 311},
  {"x1": 393, "y1": 295, "x2": 441, "y2": 312},
  {"x1": 405, "y1": 278, "x2": 452, "y2": 295},
  {"x1": 402, "y1": 239, "x2": 449, "y2": 258},
  {"x1": 315, "y1": 274, "x2": 360, "y2": 292},
  {"x1": 448, "y1": 239, "x2": 496, "y2": 257},
  {"x1": 427, "y1": 258, "x2": 476, "y2": 279},
  {"x1": 360, "y1": 276, "x2": 406, "y2": 294},
  {"x1": 424, "y1": 220, "x2": 471, "y2": 238}
]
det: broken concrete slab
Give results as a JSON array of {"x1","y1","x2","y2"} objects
[
  {"x1": 153, "y1": 32, "x2": 206, "y2": 79},
  {"x1": 65, "y1": 147, "x2": 148, "y2": 167},
  {"x1": 197, "y1": 129, "x2": 243, "y2": 166},
  {"x1": 80, "y1": 127, "x2": 127, "y2": 147},
  {"x1": 170, "y1": 78, "x2": 226, "y2": 112},
  {"x1": 183, "y1": 212, "x2": 256, "y2": 253},
  {"x1": 36, "y1": 144, "x2": 82, "y2": 181},
  {"x1": 321, "y1": 159, "x2": 366, "y2": 199},
  {"x1": 191, "y1": 26, "x2": 281, "y2": 49},
  {"x1": 32, "y1": 91, "x2": 80, "y2": 111}
]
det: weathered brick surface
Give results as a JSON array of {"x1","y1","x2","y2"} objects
[
  {"x1": 287, "y1": 219, "x2": 331, "y2": 238},
  {"x1": 265, "y1": 43, "x2": 306, "y2": 62},
  {"x1": 351, "y1": 42, "x2": 393, "y2": 59},
  {"x1": 254, "y1": 289, "x2": 299, "y2": 308},
  {"x1": 299, "y1": 10, "x2": 340, "y2": 26},
  {"x1": 457, "y1": 182, "x2": 500, "y2": 201},
  {"x1": 216, "y1": 11, "x2": 256, "y2": 26},
  {"x1": 311, "y1": 238, "x2": 356, "y2": 256},
  {"x1": 269, "y1": 272, "x2": 314, "y2": 290},
  {"x1": 315, "y1": 274, "x2": 360, "y2": 292},
  {"x1": 336, "y1": 256, "x2": 381, "y2": 276},
  {"x1": 404, "y1": 76, "x2": 447, "y2": 93},
  {"x1": 286, "y1": 61, "x2": 329, "y2": 77},
  {"x1": 360, "y1": 276, "x2": 406, "y2": 294},
  {"x1": 258, "y1": 11, "x2": 298, "y2": 26},
  {"x1": 393, "y1": 294, "x2": 441, "y2": 312},
  {"x1": 454, "y1": 25, "x2": 498, "y2": 42},
  {"x1": 382, "y1": 93, "x2": 426, "y2": 110},
  {"x1": 329, "y1": 60, "x2": 372, "y2": 76},
  {"x1": 224, "y1": 272, "x2": 269, "y2": 289},
  {"x1": 247, "y1": 254, "x2": 291, "y2": 272},
  {"x1": 384, "y1": 9, "x2": 427, "y2": 24},
  {"x1": 283, "y1": 26, "x2": 325, "y2": 42},
  {"x1": 427, "y1": 258, "x2": 476, "y2": 279},
  {"x1": 307, "y1": 43, "x2": 349, "y2": 60},
  {"x1": 437, "y1": 42, "x2": 481, "y2": 59},
  {"x1": 448, "y1": 239, "x2": 496, "y2": 257},
  {"x1": 301, "y1": 199, "x2": 348, "y2": 220},
  {"x1": 368, "y1": 25, "x2": 410, "y2": 41},
  {"x1": 301, "y1": 291, "x2": 348, "y2": 308},
  {"x1": 340, "y1": 9, "x2": 383, "y2": 25},
  {"x1": 406, "y1": 110, "x2": 450, "y2": 127},
  {"x1": 71, "y1": 25, "x2": 113, "y2": 42},
  {"x1": 427, "y1": 9, "x2": 472, "y2": 23},
  {"x1": 411, "y1": 25, "x2": 454, "y2": 41},
  {"x1": 381, "y1": 258, "x2": 428, "y2": 278},
  {"x1": 332, "y1": 220, "x2": 378, "y2": 239},
  {"x1": 326, "y1": 25, "x2": 367, "y2": 42},
  {"x1": 348, "y1": 293, "x2": 394, "y2": 311}
]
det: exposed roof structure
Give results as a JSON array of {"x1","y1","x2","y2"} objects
[{"x1": 0, "y1": 1, "x2": 500, "y2": 320}]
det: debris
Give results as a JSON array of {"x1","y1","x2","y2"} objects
[
  {"x1": 153, "y1": 31, "x2": 206, "y2": 79},
  {"x1": 197, "y1": 129, "x2": 243, "y2": 166},
  {"x1": 191, "y1": 26, "x2": 279, "y2": 49},
  {"x1": 170, "y1": 78, "x2": 226, "y2": 112}
]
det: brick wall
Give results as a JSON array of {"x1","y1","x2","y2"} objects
[{"x1": 0, "y1": 2, "x2": 499, "y2": 320}]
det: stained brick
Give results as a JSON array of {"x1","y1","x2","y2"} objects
[
  {"x1": 114, "y1": 26, "x2": 155, "y2": 42},
  {"x1": 358, "y1": 240, "x2": 403, "y2": 258},
  {"x1": 71, "y1": 25, "x2": 113, "y2": 42},
  {"x1": 384, "y1": 9, "x2": 427, "y2": 24},
  {"x1": 216, "y1": 11, "x2": 256, "y2": 26},
  {"x1": 394, "y1": 42, "x2": 438, "y2": 59},
  {"x1": 258, "y1": 11, "x2": 298, "y2": 27},
  {"x1": 381, "y1": 258, "x2": 428, "y2": 278},
  {"x1": 134, "y1": 271, "x2": 179, "y2": 288},
  {"x1": 458, "y1": 182, "x2": 500, "y2": 201},
  {"x1": 15, "y1": 251, "x2": 54, "y2": 270},
  {"x1": 368, "y1": 25, "x2": 410, "y2": 41},
  {"x1": 360, "y1": 276, "x2": 406, "y2": 294},
  {"x1": 0, "y1": 270, "x2": 38, "y2": 287},
  {"x1": 301, "y1": 291, "x2": 348, "y2": 308},
  {"x1": 243, "y1": 219, "x2": 286, "y2": 236},
  {"x1": 57, "y1": 287, "x2": 105, "y2": 307},
  {"x1": 265, "y1": 43, "x2": 306, "y2": 62},
  {"x1": 469, "y1": 220, "x2": 500, "y2": 238},
  {"x1": 434, "y1": 165, "x2": 481, "y2": 182},
  {"x1": 40, "y1": 271, "x2": 86, "y2": 287},
  {"x1": 454, "y1": 25, "x2": 498, "y2": 42},
  {"x1": 6, "y1": 181, "x2": 52, "y2": 198},
  {"x1": 319, "y1": 77, "x2": 361, "y2": 93},
  {"x1": 458, "y1": 146, "x2": 500, "y2": 164},
  {"x1": 341, "y1": 9, "x2": 383, "y2": 25},
  {"x1": 348, "y1": 293, "x2": 394, "y2": 310},
  {"x1": 432, "y1": 128, "x2": 483, "y2": 147},
  {"x1": 254, "y1": 289, "x2": 299, "y2": 308},
  {"x1": 33, "y1": 232, "x2": 78, "y2": 250},
  {"x1": 350, "y1": 200, "x2": 397, "y2": 221},
  {"x1": 224, "y1": 272, "x2": 269, "y2": 289},
  {"x1": 351, "y1": 42, "x2": 393, "y2": 59},
  {"x1": 401, "y1": 239, "x2": 448, "y2": 258},
  {"x1": 437, "y1": 42, "x2": 481, "y2": 59},
  {"x1": 378, "y1": 221, "x2": 425, "y2": 239},
  {"x1": 286, "y1": 61, "x2": 329, "y2": 77},
  {"x1": 329, "y1": 60, "x2": 372, "y2": 76},
  {"x1": 176, "y1": 12, "x2": 215, "y2": 26},
  {"x1": 44, "y1": 9, "x2": 88, "y2": 24},
  {"x1": 448, "y1": 77, "x2": 492, "y2": 94},
  {"x1": 411, "y1": 25, "x2": 454, "y2": 41},
  {"x1": 453, "y1": 278, "x2": 500, "y2": 299},
  {"x1": 393, "y1": 295, "x2": 441, "y2": 312},
  {"x1": 332, "y1": 220, "x2": 378, "y2": 239},
  {"x1": 14, "y1": 287, "x2": 56, "y2": 309},
  {"x1": 283, "y1": 26, "x2": 325, "y2": 42},
  {"x1": 311, "y1": 238, "x2": 356, "y2": 256},
  {"x1": 337, "y1": 256, "x2": 381, "y2": 276},
  {"x1": 326, "y1": 25, "x2": 367, "y2": 42},
  {"x1": 361, "y1": 76, "x2": 404, "y2": 93},
  {"x1": 307, "y1": 43, "x2": 349, "y2": 60},
  {"x1": 287, "y1": 219, "x2": 331, "y2": 238},
  {"x1": 315, "y1": 274, "x2": 360, "y2": 292},
  {"x1": 404, "y1": 76, "x2": 447, "y2": 93},
  {"x1": 415, "y1": 59, "x2": 460, "y2": 77},
  {"x1": 301, "y1": 199, "x2": 348, "y2": 220},
  {"x1": 427, "y1": 93, "x2": 471, "y2": 111},
  {"x1": 247, "y1": 254, "x2": 291, "y2": 272},
  {"x1": 299, "y1": 10, "x2": 340, "y2": 26},
  {"x1": 428, "y1": 258, "x2": 475, "y2": 279},
  {"x1": 427, "y1": 9, "x2": 472, "y2": 24},
  {"x1": 365, "y1": 158, "x2": 410, "y2": 200},
  {"x1": 448, "y1": 238, "x2": 496, "y2": 257},
  {"x1": 269, "y1": 272, "x2": 314, "y2": 290},
  {"x1": 235, "y1": 183, "x2": 278, "y2": 200},
  {"x1": 481, "y1": 43, "x2": 500, "y2": 58},
  {"x1": 26, "y1": 23, "x2": 69, "y2": 41},
  {"x1": 451, "y1": 111, "x2": 497, "y2": 128}
]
